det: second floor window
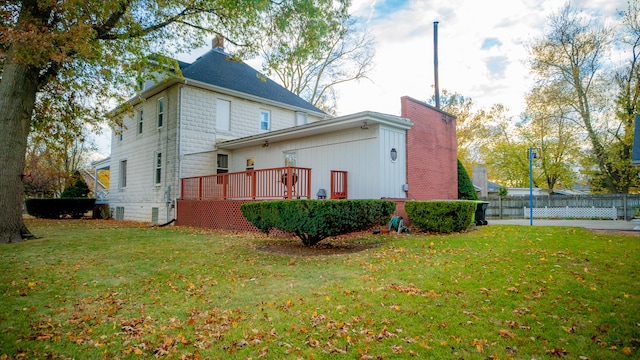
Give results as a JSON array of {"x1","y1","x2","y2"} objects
[
  {"x1": 216, "y1": 99, "x2": 231, "y2": 132},
  {"x1": 296, "y1": 112, "x2": 307, "y2": 126},
  {"x1": 260, "y1": 110, "x2": 270, "y2": 131},
  {"x1": 138, "y1": 109, "x2": 144, "y2": 134},
  {"x1": 157, "y1": 97, "x2": 164, "y2": 128},
  {"x1": 154, "y1": 152, "x2": 162, "y2": 185}
]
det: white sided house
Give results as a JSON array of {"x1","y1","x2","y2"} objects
[{"x1": 108, "y1": 42, "x2": 458, "y2": 226}]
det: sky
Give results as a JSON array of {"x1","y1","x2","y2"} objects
[
  {"x1": 332, "y1": 0, "x2": 627, "y2": 117},
  {"x1": 93, "y1": 0, "x2": 627, "y2": 157}
]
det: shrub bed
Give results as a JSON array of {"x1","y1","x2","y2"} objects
[
  {"x1": 405, "y1": 200, "x2": 475, "y2": 233},
  {"x1": 25, "y1": 198, "x2": 96, "y2": 219},
  {"x1": 241, "y1": 199, "x2": 396, "y2": 246}
]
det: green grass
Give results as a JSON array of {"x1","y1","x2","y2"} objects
[{"x1": 1, "y1": 219, "x2": 639, "y2": 359}]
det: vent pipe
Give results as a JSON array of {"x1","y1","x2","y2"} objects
[{"x1": 433, "y1": 21, "x2": 440, "y2": 109}]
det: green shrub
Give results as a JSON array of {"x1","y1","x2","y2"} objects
[
  {"x1": 241, "y1": 200, "x2": 396, "y2": 246},
  {"x1": 405, "y1": 200, "x2": 475, "y2": 233},
  {"x1": 25, "y1": 198, "x2": 96, "y2": 219},
  {"x1": 457, "y1": 159, "x2": 478, "y2": 200},
  {"x1": 61, "y1": 171, "x2": 91, "y2": 198}
]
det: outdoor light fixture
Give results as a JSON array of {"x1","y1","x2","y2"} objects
[
  {"x1": 360, "y1": 121, "x2": 369, "y2": 130},
  {"x1": 261, "y1": 140, "x2": 269, "y2": 148}
]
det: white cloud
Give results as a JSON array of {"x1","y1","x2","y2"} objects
[{"x1": 334, "y1": 0, "x2": 627, "y2": 117}]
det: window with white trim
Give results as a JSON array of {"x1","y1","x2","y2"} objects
[
  {"x1": 284, "y1": 152, "x2": 297, "y2": 167},
  {"x1": 119, "y1": 160, "x2": 127, "y2": 188},
  {"x1": 154, "y1": 152, "x2": 162, "y2": 185},
  {"x1": 216, "y1": 99, "x2": 231, "y2": 131},
  {"x1": 157, "y1": 97, "x2": 164, "y2": 128},
  {"x1": 296, "y1": 112, "x2": 307, "y2": 126},
  {"x1": 260, "y1": 110, "x2": 270, "y2": 131},
  {"x1": 217, "y1": 154, "x2": 229, "y2": 174},
  {"x1": 137, "y1": 108, "x2": 144, "y2": 134}
]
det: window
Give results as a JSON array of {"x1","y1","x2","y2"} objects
[
  {"x1": 216, "y1": 99, "x2": 231, "y2": 131},
  {"x1": 296, "y1": 112, "x2": 307, "y2": 126},
  {"x1": 115, "y1": 206, "x2": 125, "y2": 220},
  {"x1": 116, "y1": 123, "x2": 123, "y2": 141},
  {"x1": 154, "y1": 152, "x2": 162, "y2": 185},
  {"x1": 138, "y1": 109, "x2": 144, "y2": 134},
  {"x1": 217, "y1": 154, "x2": 229, "y2": 174},
  {"x1": 284, "y1": 152, "x2": 297, "y2": 167},
  {"x1": 157, "y1": 97, "x2": 164, "y2": 128},
  {"x1": 260, "y1": 110, "x2": 270, "y2": 131},
  {"x1": 151, "y1": 208, "x2": 159, "y2": 224},
  {"x1": 119, "y1": 160, "x2": 127, "y2": 188},
  {"x1": 390, "y1": 148, "x2": 398, "y2": 162},
  {"x1": 246, "y1": 158, "x2": 254, "y2": 171}
]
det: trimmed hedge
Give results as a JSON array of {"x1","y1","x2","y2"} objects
[
  {"x1": 25, "y1": 198, "x2": 96, "y2": 219},
  {"x1": 405, "y1": 200, "x2": 476, "y2": 233},
  {"x1": 241, "y1": 199, "x2": 396, "y2": 246}
]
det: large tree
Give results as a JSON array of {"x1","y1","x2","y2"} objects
[
  {"x1": 521, "y1": 84, "x2": 581, "y2": 190},
  {"x1": 528, "y1": 3, "x2": 619, "y2": 191},
  {"x1": 0, "y1": 0, "x2": 333, "y2": 243},
  {"x1": 257, "y1": 0, "x2": 374, "y2": 114}
]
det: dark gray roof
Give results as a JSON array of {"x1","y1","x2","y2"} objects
[{"x1": 180, "y1": 49, "x2": 325, "y2": 114}]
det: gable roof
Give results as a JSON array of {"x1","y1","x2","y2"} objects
[{"x1": 180, "y1": 49, "x2": 325, "y2": 115}]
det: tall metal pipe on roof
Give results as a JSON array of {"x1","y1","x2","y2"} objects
[{"x1": 433, "y1": 21, "x2": 440, "y2": 109}]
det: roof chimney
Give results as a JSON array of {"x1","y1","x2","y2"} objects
[{"x1": 212, "y1": 35, "x2": 224, "y2": 50}]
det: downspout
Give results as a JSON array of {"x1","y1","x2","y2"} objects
[
  {"x1": 175, "y1": 85, "x2": 184, "y2": 222},
  {"x1": 434, "y1": 21, "x2": 440, "y2": 109}
]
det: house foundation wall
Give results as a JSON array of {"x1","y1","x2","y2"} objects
[{"x1": 177, "y1": 199, "x2": 409, "y2": 232}]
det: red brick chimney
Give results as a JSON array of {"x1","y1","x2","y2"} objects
[{"x1": 212, "y1": 35, "x2": 224, "y2": 50}]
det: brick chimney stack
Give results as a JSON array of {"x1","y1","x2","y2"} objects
[{"x1": 212, "y1": 35, "x2": 224, "y2": 50}]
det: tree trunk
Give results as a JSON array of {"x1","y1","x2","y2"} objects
[{"x1": 0, "y1": 48, "x2": 41, "y2": 243}]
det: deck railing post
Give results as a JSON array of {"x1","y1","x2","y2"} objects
[
  {"x1": 286, "y1": 167, "x2": 292, "y2": 199},
  {"x1": 198, "y1": 177, "x2": 203, "y2": 200},
  {"x1": 251, "y1": 170, "x2": 257, "y2": 199},
  {"x1": 222, "y1": 174, "x2": 227, "y2": 200}
]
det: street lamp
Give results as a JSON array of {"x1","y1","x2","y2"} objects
[{"x1": 528, "y1": 148, "x2": 539, "y2": 225}]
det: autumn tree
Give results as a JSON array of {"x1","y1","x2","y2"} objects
[
  {"x1": 528, "y1": 3, "x2": 622, "y2": 192},
  {"x1": 595, "y1": 0, "x2": 640, "y2": 193},
  {"x1": 428, "y1": 89, "x2": 493, "y2": 171},
  {"x1": 0, "y1": 0, "x2": 334, "y2": 243},
  {"x1": 257, "y1": 0, "x2": 375, "y2": 114},
  {"x1": 521, "y1": 84, "x2": 581, "y2": 190}
]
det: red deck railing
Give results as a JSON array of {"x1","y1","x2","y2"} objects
[
  {"x1": 180, "y1": 166, "x2": 312, "y2": 200},
  {"x1": 331, "y1": 170, "x2": 348, "y2": 199}
]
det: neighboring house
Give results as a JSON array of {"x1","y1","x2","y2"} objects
[{"x1": 107, "y1": 40, "x2": 458, "y2": 226}]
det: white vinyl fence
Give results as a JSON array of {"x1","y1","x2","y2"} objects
[{"x1": 523, "y1": 206, "x2": 617, "y2": 220}]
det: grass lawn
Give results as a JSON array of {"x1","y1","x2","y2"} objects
[{"x1": 0, "y1": 219, "x2": 639, "y2": 359}]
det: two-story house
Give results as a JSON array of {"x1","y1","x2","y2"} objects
[{"x1": 106, "y1": 40, "x2": 458, "y2": 226}]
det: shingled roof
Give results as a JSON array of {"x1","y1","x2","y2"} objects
[{"x1": 180, "y1": 48, "x2": 325, "y2": 114}]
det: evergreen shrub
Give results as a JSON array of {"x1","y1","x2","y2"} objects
[
  {"x1": 405, "y1": 200, "x2": 475, "y2": 233},
  {"x1": 25, "y1": 198, "x2": 96, "y2": 219},
  {"x1": 241, "y1": 199, "x2": 396, "y2": 246}
]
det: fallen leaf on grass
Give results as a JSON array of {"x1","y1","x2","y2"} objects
[{"x1": 547, "y1": 347, "x2": 568, "y2": 357}]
